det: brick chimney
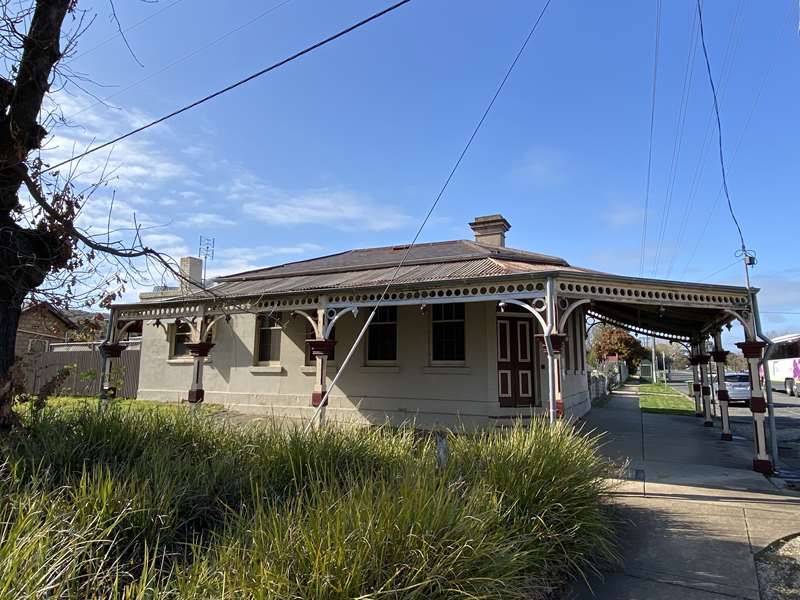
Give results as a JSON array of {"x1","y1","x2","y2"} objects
[
  {"x1": 179, "y1": 256, "x2": 203, "y2": 294},
  {"x1": 469, "y1": 214, "x2": 510, "y2": 247}
]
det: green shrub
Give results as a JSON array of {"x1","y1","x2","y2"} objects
[{"x1": 0, "y1": 406, "x2": 618, "y2": 599}]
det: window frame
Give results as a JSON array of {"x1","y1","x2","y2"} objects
[
  {"x1": 254, "y1": 312, "x2": 282, "y2": 365},
  {"x1": 430, "y1": 303, "x2": 466, "y2": 365},
  {"x1": 366, "y1": 306, "x2": 398, "y2": 365},
  {"x1": 169, "y1": 322, "x2": 193, "y2": 359}
]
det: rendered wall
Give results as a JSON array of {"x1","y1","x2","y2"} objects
[{"x1": 136, "y1": 301, "x2": 591, "y2": 427}]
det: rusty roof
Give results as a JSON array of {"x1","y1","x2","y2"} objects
[
  {"x1": 194, "y1": 256, "x2": 589, "y2": 300},
  {"x1": 217, "y1": 239, "x2": 569, "y2": 282}
]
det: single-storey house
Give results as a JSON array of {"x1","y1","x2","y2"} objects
[
  {"x1": 105, "y1": 214, "x2": 776, "y2": 472},
  {"x1": 16, "y1": 302, "x2": 77, "y2": 355}
]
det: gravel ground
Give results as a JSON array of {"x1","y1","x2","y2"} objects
[{"x1": 757, "y1": 535, "x2": 800, "y2": 600}]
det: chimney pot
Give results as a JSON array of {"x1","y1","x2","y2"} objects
[{"x1": 469, "y1": 214, "x2": 510, "y2": 247}]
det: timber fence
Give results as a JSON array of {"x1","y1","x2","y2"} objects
[{"x1": 21, "y1": 348, "x2": 140, "y2": 399}]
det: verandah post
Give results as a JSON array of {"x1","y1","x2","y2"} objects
[
  {"x1": 736, "y1": 338, "x2": 772, "y2": 474},
  {"x1": 711, "y1": 331, "x2": 732, "y2": 441},
  {"x1": 688, "y1": 343, "x2": 703, "y2": 417},
  {"x1": 698, "y1": 346, "x2": 713, "y2": 427}
]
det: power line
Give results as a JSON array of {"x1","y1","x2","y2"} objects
[
  {"x1": 652, "y1": 5, "x2": 698, "y2": 277},
  {"x1": 303, "y1": 0, "x2": 555, "y2": 428},
  {"x1": 639, "y1": 0, "x2": 661, "y2": 277},
  {"x1": 680, "y1": 1, "x2": 794, "y2": 276},
  {"x1": 72, "y1": 0, "x2": 186, "y2": 61},
  {"x1": 698, "y1": 258, "x2": 739, "y2": 282},
  {"x1": 696, "y1": 0, "x2": 747, "y2": 253},
  {"x1": 67, "y1": 0, "x2": 295, "y2": 121},
  {"x1": 42, "y1": 0, "x2": 412, "y2": 176},
  {"x1": 666, "y1": 0, "x2": 745, "y2": 279}
]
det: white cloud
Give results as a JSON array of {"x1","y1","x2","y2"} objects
[
  {"x1": 206, "y1": 243, "x2": 324, "y2": 278},
  {"x1": 239, "y1": 184, "x2": 412, "y2": 232},
  {"x1": 41, "y1": 94, "x2": 192, "y2": 193},
  {"x1": 141, "y1": 232, "x2": 189, "y2": 257},
  {"x1": 183, "y1": 212, "x2": 236, "y2": 227}
]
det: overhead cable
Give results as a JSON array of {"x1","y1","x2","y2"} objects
[{"x1": 41, "y1": 0, "x2": 413, "y2": 175}]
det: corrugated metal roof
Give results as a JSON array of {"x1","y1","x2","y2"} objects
[
  {"x1": 217, "y1": 239, "x2": 569, "y2": 282},
  {"x1": 185, "y1": 258, "x2": 586, "y2": 300}
]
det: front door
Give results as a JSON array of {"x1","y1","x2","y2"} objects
[{"x1": 497, "y1": 316, "x2": 535, "y2": 406}]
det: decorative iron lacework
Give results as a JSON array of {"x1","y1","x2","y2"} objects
[
  {"x1": 557, "y1": 278, "x2": 748, "y2": 308},
  {"x1": 587, "y1": 309, "x2": 692, "y2": 342},
  {"x1": 116, "y1": 280, "x2": 550, "y2": 321},
  {"x1": 115, "y1": 275, "x2": 748, "y2": 323}
]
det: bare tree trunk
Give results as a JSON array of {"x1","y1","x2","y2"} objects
[
  {"x1": 0, "y1": 300, "x2": 22, "y2": 427},
  {"x1": 0, "y1": 0, "x2": 72, "y2": 427}
]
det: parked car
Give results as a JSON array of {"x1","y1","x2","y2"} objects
[{"x1": 725, "y1": 372, "x2": 751, "y2": 403}]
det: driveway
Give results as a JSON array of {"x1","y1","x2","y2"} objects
[{"x1": 569, "y1": 384, "x2": 800, "y2": 600}]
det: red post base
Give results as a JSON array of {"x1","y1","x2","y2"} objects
[
  {"x1": 311, "y1": 391, "x2": 327, "y2": 407},
  {"x1": 703, "y1": 421, "x2": 713, "y2": 427},
  {"x1": 187, "y1": 389, "x2": 204, "y2": 404},
  {"x1": 721, "y1": 432, "x2": 733, "y2": 441},
  {"x1": 753, "y1": 459, "x2": 774, "y2": 475},
  {"x1": 555, "y1": 399, "x2": 564, "y2": 418}
]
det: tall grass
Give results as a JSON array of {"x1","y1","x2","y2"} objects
[{"x1": 0, "y1": 406, "x2": 618, "y2": 599}]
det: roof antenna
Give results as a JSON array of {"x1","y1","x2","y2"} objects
[{"x1": 199, "y1": 236, "x2": 215, "y2": 285}]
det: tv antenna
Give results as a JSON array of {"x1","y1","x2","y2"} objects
[{"x1": 198, "y1": 236, "x2": 215, "y2": 284}]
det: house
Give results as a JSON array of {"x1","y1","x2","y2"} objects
[
  {"x1": 16, "y1": 302, "x2": 77, "y2": 356},
  {"x1": 108, "y1": 214, "x2": 775, "y2": 472}
]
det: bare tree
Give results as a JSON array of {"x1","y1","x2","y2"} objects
[{"x1": 0, "y1": 0, "x2": 185, "y2": 428}]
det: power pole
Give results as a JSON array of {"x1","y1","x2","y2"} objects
[{"x1": 652, "y1": 336, "x2": 658, "y2": 383}]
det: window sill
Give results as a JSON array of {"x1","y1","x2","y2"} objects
[
  {"x1": 300, "y1": 365, "x2": 338, "y2": 375},
  {"x1": 360, "y1": 365, "x2": 400, "y2": 373},
  {"x1": 249, "y1": 365, "x2": 284, "y2": 375},
  {"x1": 167, "y1": 357, "x2": 212, "y2": 365},
  {"x1": 422, "y1": 366, "x2": 471, "y2": 375}
]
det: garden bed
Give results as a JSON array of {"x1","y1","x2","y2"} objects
[{"x1": 0, "y1": 405, "x2": 618, "y2": 599}]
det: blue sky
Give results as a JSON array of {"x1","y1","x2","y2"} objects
[{"x1": 51, "y1": 0, "x2": 799, "y2": 339}]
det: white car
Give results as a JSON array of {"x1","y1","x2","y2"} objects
[{"x1": 725, "y1": 373, "x2": 751, "y2": 402}]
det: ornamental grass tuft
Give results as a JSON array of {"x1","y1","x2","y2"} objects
[{"x1": 0, "y1": 405, "x2": 618, "y2": 599}]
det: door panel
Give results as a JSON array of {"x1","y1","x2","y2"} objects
[{"x1": 497, "y1": 316, "x2": 536, "y2": 407}]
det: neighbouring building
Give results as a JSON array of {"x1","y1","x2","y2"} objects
[
  {"x1": 106, "y1": 214, "x2": 776, "y2": 473},
  {"x1": 15, "y1": 303, "x2": 77, "y2": 356}
]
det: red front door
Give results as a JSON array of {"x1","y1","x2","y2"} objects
[{"x1": 497, "y1": 316, "x2": 535, "y2": 406}]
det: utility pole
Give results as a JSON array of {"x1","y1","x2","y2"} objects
[{"x1": 651, "y1": 336, "x2": 658, "y2": 384}]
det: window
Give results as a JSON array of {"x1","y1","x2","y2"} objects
[
  {"x1": 725, "y1": 373, "x2": 749, "y2": 383},
  {"x1": 255, "y1": 313, "x2": 282, "y2": 364},
  {"x1": 305, "y1": 322, "x2": 335, "y2": 365},
  {"x1": 367, "y1": 306, "x2": 397, "y2": 362},
  {"x1": 170, "y1": 322, "x2": 192, "y2": 358},
  {"x1": 431, "y1": 303, "x2": 465, "y2": 362}
]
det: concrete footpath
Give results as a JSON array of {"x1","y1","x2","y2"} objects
[{"x1": 568, "y1": 385, "x2": 800, "y2": 599}]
